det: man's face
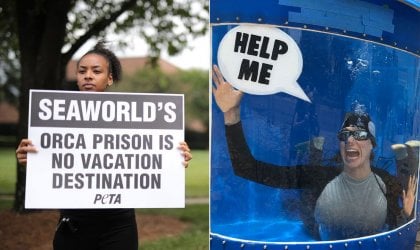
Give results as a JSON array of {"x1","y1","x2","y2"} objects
[{"x1": 339, "y1": 126, "x2": 373, "y2": 170}]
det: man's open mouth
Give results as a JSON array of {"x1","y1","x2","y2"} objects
[{"x1": 346, "y1": 149, "x2": 360, "y2": 158}]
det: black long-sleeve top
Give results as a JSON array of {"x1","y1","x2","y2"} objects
[{"x1": 225, "y1": 122, "x2": 404, "y2": 236}]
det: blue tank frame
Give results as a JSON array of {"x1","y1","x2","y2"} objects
[
  {"x1": 210, "y1": 222, "x2": 418, "y2": 249},
  {"x1": 210, "y1": 0, "x2": 420, "y2": 249}
]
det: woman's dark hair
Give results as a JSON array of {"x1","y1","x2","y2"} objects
[{"x1": 78, "y1": 40, "x2": 122, "y2": 82}]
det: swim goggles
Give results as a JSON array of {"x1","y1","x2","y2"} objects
[{"x1": 337, "y1": 129, "x2": 369, "y2": 141}]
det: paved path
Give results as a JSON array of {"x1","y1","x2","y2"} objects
[{"x1": 186, "y1": 197, "x2": 209, "y2": 204}]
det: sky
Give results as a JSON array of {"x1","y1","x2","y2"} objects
[
  {"x1": 74, "y1": 31, "x2": 210, "y2": 71},
  {"x1": 164, "y1": 32, "x2": 209, "y2": 70}
]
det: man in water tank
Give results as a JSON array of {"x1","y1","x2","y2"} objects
[{"x1": 212, "y1": 65, "x2": 417, "y2": 240}]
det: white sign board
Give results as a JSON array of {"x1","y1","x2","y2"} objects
[
  {"x1": 217, "y1": 25, "x2": 310, "y2": 102},
  {"x1": 25, "y1": 90, "x2": 185, "y2": 209}
]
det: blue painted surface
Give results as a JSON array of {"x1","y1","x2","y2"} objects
[
  {"x1": 283, "y1": 0, "x2": 395, "y2": 36},
  {"x1": 210, "y1": 0, "x2": 420, "y2": 249},
  {"x1": 210, "y1": 0, "x2": 420, "y2": 55}
]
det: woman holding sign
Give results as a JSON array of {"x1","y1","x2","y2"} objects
[
  {"x1": 212, "y1": 64, "x2": 417, "y2": 240},
  {"x1": 16, "y1": 42, "x2": 192, "y2": 250}
]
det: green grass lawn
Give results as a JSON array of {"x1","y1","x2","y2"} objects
[
  {"x1": 185, "y1": 150, "x2": 209, "y2": 197},
  {"x1": 0, "y1": 148, "x2": 16, "y2": 194},
  {"x1": 138, "y1": 204, "x2": 209, "y2": 250}
]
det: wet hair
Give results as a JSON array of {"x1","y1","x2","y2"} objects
[{"x1": 78, "y1": 41, "x2": 122, "y2": 82}]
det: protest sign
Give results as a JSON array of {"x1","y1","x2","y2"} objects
[{"x1": 25, "y1": 90, "x2": 185, "y2": 208}]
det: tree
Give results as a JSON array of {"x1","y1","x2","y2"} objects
[
  {"x1": 0, "y1": 1, "x2": 20, "y2": 104},
  {"x1": 175, "y1": 69, "x2": 209, "y2": 130},
  {"x1": 113, "y1": 66, "x2": 209, "y2": 142},
  {"x1": 2, "y1": 0, "x2": 208, "y2": 212}
]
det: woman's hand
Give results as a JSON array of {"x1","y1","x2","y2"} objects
[
  {"x1": 16, "y1": 139, "x2": 38, "y2": 166},
  {"x1": 212, "y1": 64, "x2": 243, "y2": 112},
  {"x1": 212, "y1": 65, "x2": 243, "y2": 125},
  {"x1": 179, "y1": 141, "x2": 192, "y2": 168},
  {"x1": 402, "y1": 174, "x2": 417, "y2": 217}
]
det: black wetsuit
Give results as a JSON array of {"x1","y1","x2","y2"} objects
[
  {"x1": 53, "y1": 209, "x2": 138, "y2": 250},
  {"x1": 225, "y1": 122, "x2": 404, "y2": 239}
]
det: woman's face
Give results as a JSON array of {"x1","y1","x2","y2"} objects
[
  {"x1": 339, "y1": 126, "x2": 373, "y2": 171},
  {"x1": 76, "y1": 53, "x2": 113, "y2": 92}
]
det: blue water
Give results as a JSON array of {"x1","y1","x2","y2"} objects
[
  {"x1": 212, "y1": 219, "x2": 315, "y2": 242},
  {"x1": 211, "y1": 26, "x2": 420, "y2": 242}
]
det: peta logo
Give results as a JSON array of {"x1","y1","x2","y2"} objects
[
  {"x1": 93, "y1": 193, "x2": 121, "y2": 204},
  {"x1": 217, "y1": 25, "x2": 310, "y2": 102}
]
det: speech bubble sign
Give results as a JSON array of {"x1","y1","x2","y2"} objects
[{"x1": 217, "y1": 25, "x2": 310, "y2": 102}]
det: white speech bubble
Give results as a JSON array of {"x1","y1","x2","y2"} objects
[{"x1": 217, "y1": 25, "x2": 310, "y2": 102}]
